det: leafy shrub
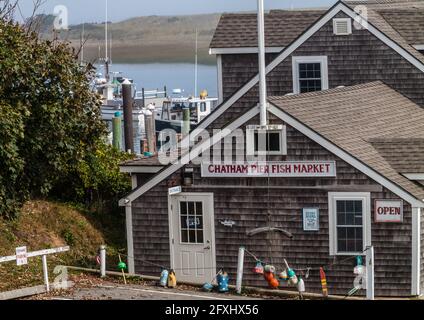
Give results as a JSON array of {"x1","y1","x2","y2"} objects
[{"x1": 0, "y1": 19, "x2": 131, "y2": 217}]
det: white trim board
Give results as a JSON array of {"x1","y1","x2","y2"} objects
[
  {"x1": 404, "y1": 173, "x2": 424, "y2": 181},
  {"x1": 411, "y1": 207, "x2": 421, "y2": 296},
  {"x1": 217, "y1": 54, "x2": 224, "y2": 104},
  {"x1": 120, "y1": 166, "x2": 163, "y2": 174},
  {"x1": 328, "y1": 192, "x2": 371, "y2": 256},
  {"x1": 267, "y1": 104, "x2": 424, "y2": 208},
  {"x1": 209, "y1": 47, "x2": 285, "y2": 55},
  {"x1": 292, "y1": 56, "x2": 329, "y2": 94}
]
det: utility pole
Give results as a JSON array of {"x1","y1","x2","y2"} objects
[{"x1": 194, "y1": 28, "x2": 198, "y2": 97}]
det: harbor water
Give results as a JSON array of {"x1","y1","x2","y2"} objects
[{"x1": 102, "y1": 63, "x2": 218, "y2": 154}]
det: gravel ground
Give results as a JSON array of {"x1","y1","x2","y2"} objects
[{"x1": 24, "y1": 273, "x2": 293, "y2": 300}]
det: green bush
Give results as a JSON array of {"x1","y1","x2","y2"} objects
[{"x1": 0, "y1": 19, "x2": 132, "y2": 217}]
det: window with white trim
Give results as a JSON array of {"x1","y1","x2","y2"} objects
[
  {"x1": 246, "y1": 125, "x2": 287, "y2": 156},
  {"x1": 292, "y1": 56, "x2": 329, "y2": 94},
  {"x1": 328, "y1": 192, "x2": 371, "y2": 255}
]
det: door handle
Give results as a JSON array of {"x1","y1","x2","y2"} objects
[{"x1": 204, "y1": 245, "x2": 211, "y2": 250}]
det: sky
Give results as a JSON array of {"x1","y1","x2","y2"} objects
[{"x1": 18, "y1": 0, "x2": 337, "y2": 24}]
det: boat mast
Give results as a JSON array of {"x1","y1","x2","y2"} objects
[
  {"x1": 80, "y1": 23, "x2": 85, "y2": 65},
  {"x1": 105, "y1": 0, "x2": 110, "y2": 81},
  {"x1": 194, "y1": 28, "x2": 198, "y2": 98}
]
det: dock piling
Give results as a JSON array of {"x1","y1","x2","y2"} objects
[{"x1": 122, "y1": 79, "x2": 134, "y2": 153}]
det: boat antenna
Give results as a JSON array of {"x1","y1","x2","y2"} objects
[{"x1": 194, "y1": 28, "x2": 198, "y2": 98}]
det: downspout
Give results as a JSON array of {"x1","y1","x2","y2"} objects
[{"x1": 257, "y1": 0, "x2": 268, "y2": 126}]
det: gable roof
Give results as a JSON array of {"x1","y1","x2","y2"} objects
[
  {"x1": 120, "y1": 2, "x2": 424, "y2": 207},
  {"x1": 210, "y1": 0, "x2": 424, "y2": 50},
  {"x1": 210, "y1": 10, "x2": 324, "y2": 49},
  {"x1": 268, "y1": 81, "x2": 424, "y2": 202}
]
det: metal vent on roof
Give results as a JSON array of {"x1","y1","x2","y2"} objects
[{"x1": 333, "y1": 18, "x2": 352, "y2": 36}]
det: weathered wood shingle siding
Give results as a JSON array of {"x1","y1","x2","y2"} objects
[
  {"x1": 217, "y1": 12, "x2": 424, "y2": 131},
  {"x1": 132, "y1": 171, "x2": 180, "y2": 275},
  {"x1": 132, "y1": 116, "x2": 413, "y2": 296}
]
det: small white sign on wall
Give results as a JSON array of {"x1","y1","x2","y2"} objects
[
  {"x1": 303, "y1": 208, "x2": 320, "y2": 231},
  {"x1": 168, "y1": 186, "x2": 182, "y2": 196},
  {"x1": 15, "y1": 246, "x2": 28, "y2": 266},
  {"x1": 375, "y1": 199, "x2": 403, "y2": 223}
]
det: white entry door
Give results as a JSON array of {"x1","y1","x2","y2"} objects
[{"x1": 169, "y1": 193, "x2": 216, "y2": 284}]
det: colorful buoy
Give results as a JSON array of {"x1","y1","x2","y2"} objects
[
  {"x1": 168, "y1": 269, "x2": 177, "y2": 288},
  {"x1": 160, "y1": 269, "x2": 169, "y2": 287},
  {"x1": 253, "y1": 261, "x2": 264, "y2": 275},
  {"x1": 118, "y1": 261, "x2": 127, "y2": 270},
  {"x1": 320, "y1": 267, "x2": 329, "y2": 297},
  {"x1": 217, "y1": 271, "x2": 229, "y2": 293}
]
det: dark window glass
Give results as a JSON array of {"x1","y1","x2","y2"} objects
[
  {"x1": 254, "y1": 131, "x2": 281, "y2": 152},
  {"x1": 336, "y1": 200, "x2": 363, "y2": 253},
  {"x1": 298, "y1": 63, "x2": 322, "y2": 93}
]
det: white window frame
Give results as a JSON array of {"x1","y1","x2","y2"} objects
[
  {"x1": 246, "y1": 125, "x2": 287, "y2": 156},
  {"x1": 292, "y1": 56, "x2": 329, "y2": 94},
  {"x1": 328, "y1": 192, "x2": 371, "y2": 256},
  {"x1": 333, "y1": 18, "x2": 352, "y2": 36}
]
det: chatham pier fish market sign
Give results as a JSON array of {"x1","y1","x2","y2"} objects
[{"x1": 201, "y1": 161, "x2": 337, "y2": 177}]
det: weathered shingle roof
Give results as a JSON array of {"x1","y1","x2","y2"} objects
[
  {"x1": 361, "y1": 7, "x2": 424, "y2": 66},
  {"x1": 210, "y1": 10, "x2": 324, "y2": 49},
  {"x1": 370, "y1": 138, "x2": 424, "y2": 173},
  {"x1": 210, "y1": 0, "x2": 424, "y2": 49},
  {"x1": 269, "y1": 81, "x2": 424, "y2": 201},
  {"x1": 345, "y1": 0, "x2": 424, "y2": 9}
]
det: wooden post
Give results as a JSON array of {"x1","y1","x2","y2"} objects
[
  {"x1": 112, "y1": 112, "x2": 122, "y2": 150},
  {"x1": 182, "y1": 106, "x2": 190, "y2": 136},
  {"x1": 142, "y1": 87, "x2": 145, "y2": 109},
  {"x1": 144, "y1": 108, "x2": 156, "y2": 154},
  {"x1": 366, "y1": 246, "x2": 374, "y2": 300},
  {"x1": 122, "y1": 79, "x2": 134, "y2": 153},
  {"x1": 236, "y1": 247, "x2": 245, "y2": 294},
  {"x1": 100, "y1": 245, "x2": 106, "y2": 278},
  {"x1": 42, "y1": 255, "x2": 50, "y2": 292}
]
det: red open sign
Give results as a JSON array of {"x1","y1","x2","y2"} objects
[{"x1": 375, "y1": 199, "x2": 403, "y2": 223}]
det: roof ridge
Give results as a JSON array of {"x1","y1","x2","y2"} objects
[{"x1": 268, "y1": 81, "x2": 384, "y2": 101}]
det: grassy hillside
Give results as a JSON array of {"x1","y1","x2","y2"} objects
[
  {"x1": 0, "y1": 200, "x2": 126, "y2": 292},
  {"x1": 39, "y1": 14, "x2": 221, "y2": 64}
]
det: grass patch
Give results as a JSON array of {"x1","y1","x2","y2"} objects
[{"x1": 0, "y1": 200, "x2": 126, "y2": 292}]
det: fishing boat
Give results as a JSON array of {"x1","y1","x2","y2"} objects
[{"x1": 155, "y1": 91, "x2": 218, "y2": 132}]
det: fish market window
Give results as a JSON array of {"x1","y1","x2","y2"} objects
[
  {"x1": 328, "y1": 192, "x2": 371, "y2": 256},
  {"x1": 179, "y1": 201, "x2": 204, "y2": 244},
  {"x1": 246, "y1": 125, "x2": 287, "y2": 156},
  {"x1": 292, "y1": 56, "x2": 328, "y2": 94}
]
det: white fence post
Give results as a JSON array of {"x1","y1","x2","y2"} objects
[
  {"x1": 236, "y1": 247, "x2": 245, "y2": 294},
  {"x1": 42, "y1": 255, "x2": 50, "y2": 293},
  {"x1": 100, "y1": 245, "x2": 106, "y2": 278},
  {"x1": 366, "y1": 246, "x2": 374, "y2": 300}
]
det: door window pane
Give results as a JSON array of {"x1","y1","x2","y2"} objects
[{"x1": 179, "y1": 201, "x2": 205, "y2": 244}]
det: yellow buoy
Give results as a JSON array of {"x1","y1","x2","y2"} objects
[{"x1": 200, "y1": 89, "x2": 208, "y2": 99}]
